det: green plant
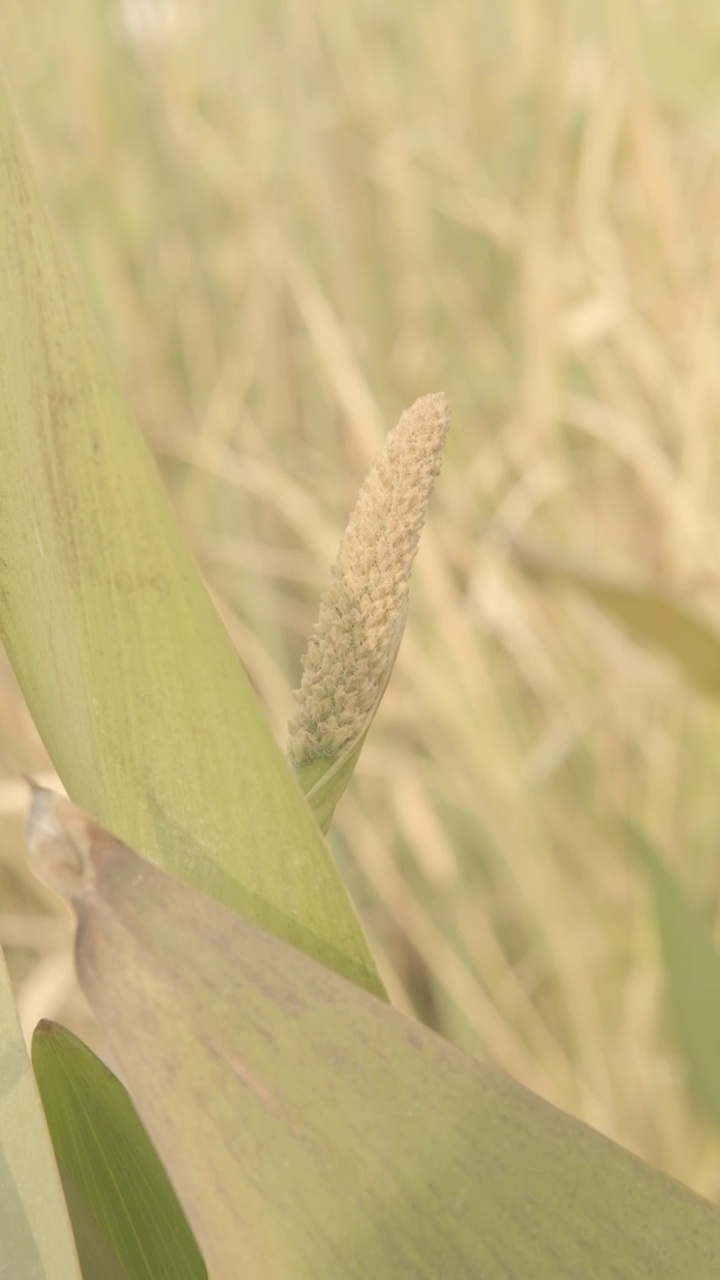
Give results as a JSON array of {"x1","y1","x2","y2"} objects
[
  {"x1": 22, "y1": 784, "x2": 720, "y2": 1279},
  {"x1": 4, "y1": 13, "x2": 720, "y2": 1276}
]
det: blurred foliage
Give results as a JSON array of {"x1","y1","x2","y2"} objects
[
  {"x1": 3, "y1": 0, "x2": 720, "y2": 1201},
  {"x1": 634, "y1": 831, "x2": 720, "y2": 1134},
  {"x1": 512, "y1": 541, "x2": 720, "y2": 696}
]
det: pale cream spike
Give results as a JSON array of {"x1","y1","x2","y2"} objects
[{"x1": 288, "y1": 392, "x2": 450, "y2": 768}]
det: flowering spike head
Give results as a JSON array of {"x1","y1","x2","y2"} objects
[{"x1": 289, "y1": 392, "x2": 450, "y2": 771}]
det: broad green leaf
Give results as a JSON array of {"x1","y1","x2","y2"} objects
[
  {"x1": 58, "y1": 1170, "x2": 132, "y2": 1280},
  {"x1": 27, "y1": 787, "x2": 720, "y2": 1280},
  {"x1": 33, "y1": 1022, "x2": 206, "y2": 1280},
  {"x1": 513, "y1": 540, "x2": 720, "y2": 697},
  {"x1": 0, "y1": 947, "x2": 82, "y2": 1280},
  {"x1": 0, "y1": 69, "x2": 380, "y2": 996},
  {"x1": 634, "y1": 830, "x2": 720, "y2": 1130}
]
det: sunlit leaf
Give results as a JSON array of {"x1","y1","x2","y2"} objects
[
  {"x1": 26, "y1": 786, "x2": 720, "y2": 1280},
  {"x1": 0, "y1": 67, "x2": 380, "y2": 996}
]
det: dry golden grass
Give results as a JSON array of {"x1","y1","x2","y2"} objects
[{"x1": 4, "y1": 0, "x2": 720, "y2": 1196}]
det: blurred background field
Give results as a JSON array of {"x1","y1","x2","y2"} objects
[{"x1": 4, "y1": 0, "x2": 720, "y2": 1198}]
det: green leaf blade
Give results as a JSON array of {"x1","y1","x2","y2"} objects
[
  {"x1": 57, "y1": 1167, "x2": 133, "y2": 1280},
  {"x1": 28, "y1": 790, "x2": 720, "y2": 1280},
  {"x1": 0, "y1": 948, "x2": 82, "y2": 1280},
  {"x1": 32, "y1": 1021, "x2": 206, "y2": 1280},
  {"x1": 0, "y1": 68, "x2": 381, "y2": 996}
]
